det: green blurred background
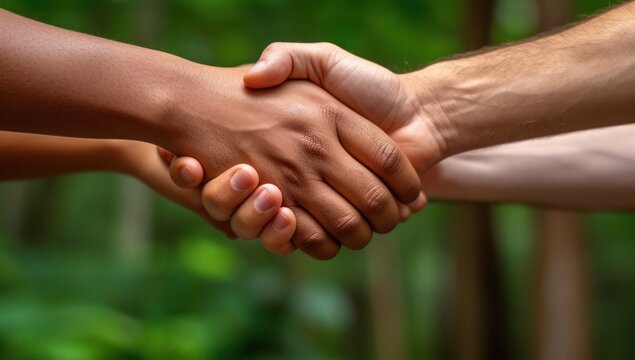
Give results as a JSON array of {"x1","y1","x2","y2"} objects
[{"x1": 1, "y1": 0, "x2": 634, "y2": 359}]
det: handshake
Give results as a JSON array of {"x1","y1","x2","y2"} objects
[
  {"x1": 157, "y1": 42, "x2": 442, "y2": 259},
  {"x1": 2, "y1": 5, "x2": 633, "y2": 259}
]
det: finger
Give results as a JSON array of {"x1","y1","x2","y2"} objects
[
  {"x1": 157, "y1": 146, "x2": 176, "y2": 167},
  {"x1": 335, "y1": 108, "x2": 421, "y2": 204},
  {"x1": 291, "y1": 207, "x2": 341, "y2": 260},
  {"x1": 230, "y1": 184, "x2": 283, "y2": 239},
  {"x1": 296, "y1": 181, "x2": 373, "y2": 251},
  {"x1": 169, "y1": 156, "x2": 205, "y2": 188},
  {"x1": 201, "y1": 164, "x2": 259, "y2": 221},
  {"x1": 396, "y1": 192, "x2": 427, "y2": 224},
  {"x1": 399, "y1": 203, "x2": 411, "y2": 222},
  {"x1": 321, "y1": 147, "x2": 401, "y2": 234},
  {"x1": 408, "y1": 192, "x2": 427, "y2": 213},
  {"x1": 260, "y1": 207, "x2": 297, "y2": 255},
  {"x1": 397, "y1": 192, "x2": 427, "y2": 222}
]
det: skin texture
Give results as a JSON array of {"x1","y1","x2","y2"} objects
[
  {"x1": 171, "y1": 2, "x2": 635, "y2": 242},
  {"x1": 0, "y1": 9, "x2": 423, "y2": 259},
  {"x1": 166, "y1": 68, "x2": 422, "y2": 256}
]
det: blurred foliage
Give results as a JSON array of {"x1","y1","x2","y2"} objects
[{"x1": 1, "y1": 0, "x2": 634, "y2": 359}]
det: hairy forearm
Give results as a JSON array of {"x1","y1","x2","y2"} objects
[
  {"x1": 423, "y1": 125, "x2": 635, "y2": 210},
  {"x1": 0, "y1": 131, "x2": 134, "y2": 180},
  {"x1": 411, "y1": 1, "x2": 635, "y2": 157},
  {"x1": 0, "y1": 9, "x2": 190, "y2": 145}
]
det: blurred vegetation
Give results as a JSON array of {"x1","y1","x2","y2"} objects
[{"x1": 1, "y1": 0, "x2": 634, "y2": 359}]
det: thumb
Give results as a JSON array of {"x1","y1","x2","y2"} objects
[
  {"x1": 244, "y1": 42, "x2": 340, "y2": 89},
  {"x1": 243, "y1": 47, "x2": 293, "y2": 89}
]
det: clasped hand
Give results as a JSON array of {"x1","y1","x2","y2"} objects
[
  {"x1": 160, "y1": 65, "x2": 424, "y2": 259},
  {"x1": 160, "y1": 43, "x2": 446, "y2": 259}
]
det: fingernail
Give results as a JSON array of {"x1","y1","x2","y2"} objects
[
  {"x1": 231, "y1": 169, "x2": 253, "y2": 191},
  {"x1": 180, "y1": 166, "x2": 195, "y2": 183},
  {"x1": 251, "y1": 60, "x2": 266, "y2": 72},
  {"x1": 272, "y1": 212, "x2": 290, "y2": 231},
  {"x1": 254, "y1": 188, "x2": 276, "y2": 212}
]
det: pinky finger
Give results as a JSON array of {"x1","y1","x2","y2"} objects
[
  {"x1": 408, "y1": 192, "x2": 427, "y2": 213},
  {"x1": 398, "y1": 192, "x2": 427, "y2": 223},
  {"x1": 399, "y1": 203, "x2": 411, "y2": 222},
  {"x1": 260, "y1": 207, "x2": 297, "y2": 255}
]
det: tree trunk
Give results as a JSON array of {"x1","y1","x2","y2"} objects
[
  {"x1": 114, "y1": 178, "x2": 153, "y2": 267},
  {"x1": 532, "y1": 1, "x2": 591, "y2": 360},
  {"x1": 113, "y1": 0, "x2": 164, "y2": 268},
  {"x1": 451, "y1": 204, "x2": 507, "y2": 360},
  {"x1": 367, "y1": 234, "x2": 408, "y2": 360},
  {"x1": 533, "y1": 210, "x2": 590, "y2": 360},
  {"x1": 449, "y1": 1, "x2": 504, "y2": 359},
  {"x1": 0, "y1": 182, "x2": 27, "y2": 243}
]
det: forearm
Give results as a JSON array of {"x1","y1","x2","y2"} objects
[
  {"x1": 0, "y1": 9, "x2": 190, "y2": 145},
  {"x1": 0, "y1": 131, "x2": 135, "y2": 180},
  {"x1": 422, "y1": 125, "x2": 635, "y2": 210},
  {"x1": 411, "y1": 2, "x2": 635, "y2": 157}
]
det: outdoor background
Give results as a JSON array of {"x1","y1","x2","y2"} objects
[{"x1": 1, "y1": 0, "x2": 634, "y2": 359}]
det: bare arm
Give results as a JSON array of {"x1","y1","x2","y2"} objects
[
  {"x1": 0, "y1": 130, "x2": 302, "y2": 242},
  {"x1": 0, "y1": 131, "x2": 209, "y2": 213},
  {"x1": 411, "y1": 2, "x2": 635, "y2": 157},
  {"x1": 0, "y1": 9, "x2": 427, "y2": 259},
  {"x1": 243, "y1": 1, "x2": 635, "y2": 175},
  {"x1": 422, "y1": 125, "x2": 635, "y2": 210},
  {"x1": 0, "y1": 9, "x2": 179, "y2": 143},
  {"x1": 0, "y1": 131, "x2": 127, "y2": 180}
]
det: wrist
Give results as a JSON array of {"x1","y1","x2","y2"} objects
[
  {"x1": 108, "y1": 139, "x2": 163, "y2": 182},
  {"x1": 102, "y1": 139, "x2": 140, "y2": 176},
  {"x1": 399, "y1": 67, "x2": 456, "y2": 162},
  {"x1": 125, "y1": 51, "x2": 204, "y2": 151},
  {"x1": 145, "y1": 61, "x2": 234, "y2": 156},
  {"x1": 411, "y1": 62, "x2": 478, "y2": 159}
]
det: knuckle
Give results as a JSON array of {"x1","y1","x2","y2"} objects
[
  {"x1": 296, "y1": 231, "x2": 327, "y2": 250},
  {"x1": 321, "y1": 103, "x2": 344, "y2": 123},
  {"x1": 331, "y1": 213, "x2": 362, "y2": 239},
  {"x1": 374, "y1": 140, "x2": 403, "y2": 175},
  {"x1": 362, "y1": 185, "x2": 390, "y2": 215},
  {"x1": 280, "y1": 164, "x2": 305, "y2": 188},
  {"x1": 298, "y1": 131, "x2": 328, "y2": 160}
]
